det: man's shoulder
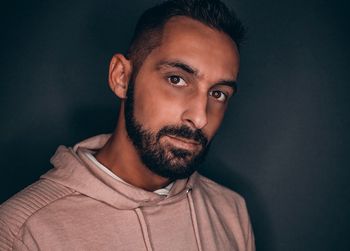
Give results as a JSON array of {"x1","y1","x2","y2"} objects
[
  {"x1": 0, "y1": 178, "x2": 75, "y2": 248},
  {"x1": 195, "y1": 173, "x2": 246, "y2": 205}
]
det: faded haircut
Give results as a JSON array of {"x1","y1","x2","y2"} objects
[{"x1": 126, "y1": 0, "x2": 246, "y2": 75}]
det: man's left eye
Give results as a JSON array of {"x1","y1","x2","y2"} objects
[
  {"x1": 167, "y1": 76, "x2": 187, "y2": 86},
  {"x1": 209, "y1": 90, "x2": 227, "y2": 102}
]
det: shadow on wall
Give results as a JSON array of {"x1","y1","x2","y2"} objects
[
  {"x1": 0, "y1": 104, "x2": 118, "y2": 203},
  {"x1": 200, "y1": 156, "x2": 274, "y2": 251},
  {"x1": 68, "y1": 105, "x2": 118, "y2": 141}
]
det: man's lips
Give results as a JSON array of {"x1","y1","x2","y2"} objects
[
  {"x1": 167, "y1": 135, "x2": 200, "y2": 145},
  {"x1": 165, "y1": 135, "x2": 201, "y2": 150}
]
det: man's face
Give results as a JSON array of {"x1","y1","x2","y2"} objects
[{"x1": 125, "y1": 17, "x2": 240, "y2": 180}]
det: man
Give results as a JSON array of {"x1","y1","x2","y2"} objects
[{"x1": 0, "y1": 0, "x2": 255, "y2": 250}]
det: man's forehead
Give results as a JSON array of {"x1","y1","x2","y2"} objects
[
  {"x1": 133, "y1": 16, "x2": 240, "y2": 84},
  {"x1": 160, "y1": 17, "x2": 238, "y2": 60},
  {"x1": 164, "y1": 16, "x2": 205, "y2": 31},
  {"x1": 162, "y1": 16, "x2": 224, "y2": 42}
]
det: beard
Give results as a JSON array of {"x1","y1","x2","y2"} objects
[{"x1": 124, "y1": 79, "x2": 210, "y2": 180}]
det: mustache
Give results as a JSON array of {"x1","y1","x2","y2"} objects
[{"x1": 157, "y1": 125, "x2": 208, "y2": 147}]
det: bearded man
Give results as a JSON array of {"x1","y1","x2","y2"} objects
[{"x1": 0, "y1": 0, "x2": 255, "y2": 250}]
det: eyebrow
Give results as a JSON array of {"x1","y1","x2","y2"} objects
[
  {"x1": 156, "y1": 59, "x2": 237, "y2": 91},
  {"x1": 156, "y1": 60, "x2": 199, "y2": 75},
  {"x1": 217, "y1": 80, "x2": 237, "y2": 91}
]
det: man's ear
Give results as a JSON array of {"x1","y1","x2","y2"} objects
[{"x1": 108, "y1": 54, "x2": 132, "y2": 99}]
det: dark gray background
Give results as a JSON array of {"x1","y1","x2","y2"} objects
[{"x1": 1, "y1": 0, "x2": 349, "y2": 250}]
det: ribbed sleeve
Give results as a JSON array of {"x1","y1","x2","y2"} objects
[
  {"x1": 0, "y1": 218, "x2": 13, "y2": 250},
  {"x1": 0, "y1": 179, "x2": 74, "y2": 250}
]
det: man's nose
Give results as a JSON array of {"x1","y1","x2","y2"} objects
[{"x1": 181, "y1": 93, "x2": 208, "y2": 130}]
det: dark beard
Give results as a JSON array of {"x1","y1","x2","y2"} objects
[{"x1": 124, "y1": 80, "x2": 210, "y2": 180}]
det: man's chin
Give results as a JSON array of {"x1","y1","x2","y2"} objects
[
  {"x1": 153, "y1": 166, "x2": 197, "y2": 180},
  {"x1": 143, "y1": 153, "x2": 197, "y2": 180}
]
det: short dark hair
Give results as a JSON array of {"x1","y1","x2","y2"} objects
[{"x1": 126, "y1": 0, "x2": 246, "y2": 74}]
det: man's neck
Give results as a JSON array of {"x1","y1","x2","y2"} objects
[{"x1": 95, "y1": 112, "x2": 171, "y2": 191}]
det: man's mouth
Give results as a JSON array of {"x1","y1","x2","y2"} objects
[{"x1": 164, "y1": 135, "x2": 201, "y2": 150}]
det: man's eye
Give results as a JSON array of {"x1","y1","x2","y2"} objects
[
  {"x1": 167, "y1": 75, "x2": 187, "y2": 86},
  {"x1": 209, "y1": 90, "x2": 227, "y2": 102}
]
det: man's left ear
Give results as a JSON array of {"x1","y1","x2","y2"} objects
[{"x1": 108, "y1": 54, "x2": 132, "y2": 99}]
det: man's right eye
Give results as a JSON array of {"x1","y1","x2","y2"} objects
[{"x1": 167, "y1": 75, "x2": 187, "y2": 87}]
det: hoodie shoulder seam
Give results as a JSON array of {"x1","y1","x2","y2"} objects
[
  {"x1": 196, "y1": 174, "x2": 244, "y2": 201},
  {"x1": 0, "y1": 179, "x2": 75, "y2": 242}
]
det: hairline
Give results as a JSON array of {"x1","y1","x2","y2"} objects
[{"x1": 128, "y1": 15, "x2": 239, "y2": 81}]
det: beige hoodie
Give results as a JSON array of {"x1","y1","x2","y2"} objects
[{"x1": 0, "y1": 135, "x2": 255, "y2": 251}]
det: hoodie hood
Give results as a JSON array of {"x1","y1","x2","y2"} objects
[
  {"x1": 42, "y1": 134, "x2": 199, "y2": 210},
  {"x1": 2, "y1": 134, "x2": 255, "y2": 251}
]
